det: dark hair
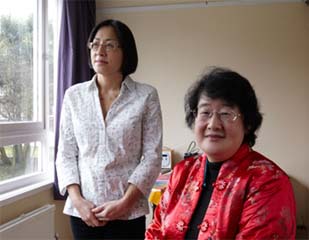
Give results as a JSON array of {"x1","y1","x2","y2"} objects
[
  {"x1": 87, "y1": 19, "x2": 138, "y2": 77},
  {"x1": 184, "y1": 67, "x2": 263, "y2": 147}
]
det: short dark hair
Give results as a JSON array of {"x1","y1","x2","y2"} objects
[
  {"x1": 87, "y1": 19, "x2": 138, "y2": 77},
  {"x1": 184, "y1": 67, "x2": 263, "y2": 147}
]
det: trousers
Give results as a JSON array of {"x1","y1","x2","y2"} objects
[{"x1": 70, "y1": 215, "x2": 146, "y2": 240}]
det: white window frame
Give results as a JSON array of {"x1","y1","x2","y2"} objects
[{"x1": 0, "y1": 0, "x2": 54, "y2": 204}]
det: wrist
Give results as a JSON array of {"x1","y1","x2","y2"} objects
[
  {"x1": 120, "y1": 196, "x2": 131, "y2": 209},
  {"x1": 67, "y1": 184, "x2": 83, "y2": 205}
]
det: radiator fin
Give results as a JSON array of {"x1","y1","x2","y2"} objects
[{"x1": 0, "y1": 204, "x2": 55, "y2": 240}]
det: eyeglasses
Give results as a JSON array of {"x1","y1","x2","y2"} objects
[
  {"x1": 193, "y1": 109, "x2": 241, "y2": 123},
  {"x1": 88, "y1": 40, "x2": 120, "y2": 52}
]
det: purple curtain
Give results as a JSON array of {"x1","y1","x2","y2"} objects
[{"x1": 53, "y1": 0, "x2": 96, "y2": 200}]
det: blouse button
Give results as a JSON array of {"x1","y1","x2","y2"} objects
[
  {"x1": 176, "y1": 220, "x2": 186, "y2": 232},
  {"x1": 272, "y1": 234, "x2": 279, "y2": 239},
  {"x1": 199, "y1": 220, "x2": 209, "y2": 232}
]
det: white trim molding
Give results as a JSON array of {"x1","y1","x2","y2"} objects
[{"x1": 97, "y1": 0, "x2": 303, "y2": 14}]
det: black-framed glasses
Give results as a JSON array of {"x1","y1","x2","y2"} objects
[
  {"x1": 193, "y1": 109, "x2": 241, "y2": 123},
  {"x1": 88, "y1": 40, "x2": 120, "y2": 52}
]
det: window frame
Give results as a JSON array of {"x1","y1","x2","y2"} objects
[{"x1": 0, "y1": 0, "x2": 54, "y2": 200}]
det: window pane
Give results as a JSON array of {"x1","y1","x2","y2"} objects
[
  {"x1": 0, "y1": 142, "x2": 42, "y2": 182},
  {"x1": 0, "y1": 0, "x2": 55, "y2": 192},
  {"x1": 0, "y1": 0, "x2": 38, "y2": 122}
]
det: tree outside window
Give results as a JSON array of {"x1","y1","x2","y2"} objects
[{"x1": 0, "y1": 0, "x2": 55, "y2": 186}]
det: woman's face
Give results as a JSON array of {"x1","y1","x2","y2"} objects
[
  {"x1": 194, "y1": 95, "x2": 245, "y2": 162},
  {"x1": 90, "y1": 26, "x2": 123, "y2": 77}
]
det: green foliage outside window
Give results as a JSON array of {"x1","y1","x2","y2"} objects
[{"x1": 0, "y1": 15, "x2": 35, "y2": 180}]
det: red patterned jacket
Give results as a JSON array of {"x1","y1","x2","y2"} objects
[{"x1": 146, "y1": 144, "x2": 296, "y2": 239}]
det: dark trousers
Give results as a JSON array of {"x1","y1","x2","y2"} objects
[{"x1": 70, "y1": 215, "x2": 146, "y2": 240}]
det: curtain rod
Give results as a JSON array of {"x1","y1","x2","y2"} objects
[{"x1": 98, "y1": 0, "x2": 303, "y2": 14}]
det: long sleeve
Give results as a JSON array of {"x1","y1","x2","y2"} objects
[
  {"x1": 55, "y1": 90, "x2": 80, "y2": 195},
  {"x1": 236, "y1": 165, "x2": 296, "y2": 239},
  {"x1": 145, "y1": 167, "x2": 173, "y2": 239},
  {"x1": 145, "y1": 203, "x2": 164, "y2": 239},
  {"x1": 145, "y1": 157, "x2": 199, "y2": 239},
  {"x1": 128, "y1": 88, "x2": 163, "y2": 197},
  {"x1": 56, "y1": 76, "x2": 163, "y2": 219}
]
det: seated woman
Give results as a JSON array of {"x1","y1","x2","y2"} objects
[{"x1": 145, "y1": 67, "x2": 296, "y2": 239}]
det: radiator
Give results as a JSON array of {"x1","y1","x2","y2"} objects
[{"x1": 0, "y1": 204, "x2": 55, "y2": 240}]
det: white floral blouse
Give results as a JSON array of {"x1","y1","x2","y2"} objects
[{"x1": 56, "y1": 75, "x2": 163, "y2": 220}]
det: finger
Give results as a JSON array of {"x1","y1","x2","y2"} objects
[
  {"x1": 97, "y1": 216, "x2": 110, "y2": 221},
  {"x1": 91, "y1": 216, "x2": 100, "y2": 227},
  {"x1": 84, "y1": 214, "x2": 100, "y2": 227},
  {"x1": 95, "y1": 211, "x2": 110, "y2": 220},
  {"x1": 94, "y1": 207, "x2": 110, "y2": 219},
  {"x1": 92, "y1": 205, "x2": 104, "y2": 213},
  {"x1": 85, "y1": 221, "x2": 95, "y2": 227}
]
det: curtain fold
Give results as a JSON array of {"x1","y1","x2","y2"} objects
[{"x1": 53, "y1": 0, "x2": 96, "y2": 200}]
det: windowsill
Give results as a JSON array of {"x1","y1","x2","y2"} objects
[{"x1": 0, "y1": 179, "x2": 54, "y2": 207}]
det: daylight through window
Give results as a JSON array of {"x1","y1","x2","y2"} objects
[{"x1": 0, "y1": 0, "x2": 56, "y2": 195}]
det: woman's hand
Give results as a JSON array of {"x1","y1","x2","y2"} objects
[
  {"x1": 92, "y1": 183, "x2": 143, "y2": 221},
  {"x1": 92, "y1": 198, "x2": 129, "y2": 221},
  {"x1": 73, "y1": 197, "x2": 103, "y2": 227},
  {"x1": 67, "y1": 184, "x2": 107, "y2": 227}
]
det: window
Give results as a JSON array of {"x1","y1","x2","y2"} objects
[{"x1": 0, "y1": 0, "x2": 57, "y2": 197}]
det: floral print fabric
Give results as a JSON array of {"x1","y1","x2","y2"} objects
[
  {"x1": 56, "y1": 75, "x2": 162, "y2": 219},
  {"x1": 146, "y1": 144, "x2": 296, "y2": 239}
]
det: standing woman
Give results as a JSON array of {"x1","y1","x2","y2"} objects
[{"x1": 56, "y1": 19, "x2": 162, "y2": 239}]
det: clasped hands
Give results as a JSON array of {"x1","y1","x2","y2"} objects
[{"x1": 74, "y1": 197, "x2": 129, "y2": 228}]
